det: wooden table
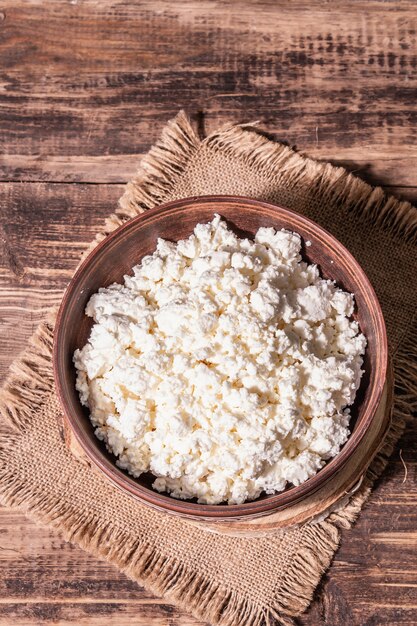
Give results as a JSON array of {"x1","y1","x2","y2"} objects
[{"x1": 0, "y1": 2, "x2": 416, "y2": 624}]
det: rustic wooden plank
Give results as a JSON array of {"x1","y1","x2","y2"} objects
[
  {"x1": 0, "y1": 1, "x2": 416, "y2": 185},
  {"x1": 1, "y1": 0, "x2": 416, "y2": 75},
  {"x1": 0, "y1": 183, "x2": 122, "y2": 378},
  {"x1": 3, "y1": 150, "x2": 417, "y2": 191},
  {"x1": 0, "y1": 605, "x2": 201, "y2": 626},
  {"x1": 300, "y1": 423, "x2": 417, "y2": 625},
  {"x1": 0, "y1": 509, "x2": 207, "y2": 626}
]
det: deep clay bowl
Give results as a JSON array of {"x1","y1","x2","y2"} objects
[{"x1": 54, "y1": 196, "x2": 388, "y2": 520}]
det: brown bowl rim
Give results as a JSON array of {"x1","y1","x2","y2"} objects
[{"x1": 54, "y1": 195, "x2": 388, "y2": 519}]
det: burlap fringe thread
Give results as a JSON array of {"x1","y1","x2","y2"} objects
[{"x1": 0, "y1": 111, "x2": 416, "y2": 626}]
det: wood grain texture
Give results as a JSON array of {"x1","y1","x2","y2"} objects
[
  {"x1": 0, "y1": 510, "x2": 203, "y2": 625},
  {"x1": 0, "y1": 1, "x2": 416, "y2": 625},
  {"x1": 1, "y1": 1, "x2": 417, "y2": 188}
]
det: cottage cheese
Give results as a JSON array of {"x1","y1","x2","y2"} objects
[{"x1": 74, "y1": 215, "x2": 366, "y2": 505}]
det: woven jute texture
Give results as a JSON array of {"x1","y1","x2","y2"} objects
[{"x1": 1, "y1": 112, "x2": 417, "y2": 626}]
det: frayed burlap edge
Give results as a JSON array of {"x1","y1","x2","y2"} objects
[
  {"x1": 0, "y1": 111, "x2": 416, "y2": 626},
  {"x1": 203, "y1": 121, "x2": 417, "y2": 243}
]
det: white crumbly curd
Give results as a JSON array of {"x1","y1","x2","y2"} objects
[{"x1": 74, "y1": 215, "x2": 366, "y2": 505}]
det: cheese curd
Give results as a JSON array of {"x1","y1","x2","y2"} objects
[{"x1": 74, "y1": 215, "x2": 366, "y2": 505}]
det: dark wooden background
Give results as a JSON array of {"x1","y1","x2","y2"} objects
[{"x1": 0, "y1": 1, "x2": 416, "y2": 625}]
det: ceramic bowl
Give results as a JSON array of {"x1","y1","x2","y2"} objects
[{"x1": 54, "y1": 196, "x2": 388, "y2": 520}]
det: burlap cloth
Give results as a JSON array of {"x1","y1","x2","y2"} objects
[{"x1": 1, "y1": 112, "x2": 416, "y2": 626}]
